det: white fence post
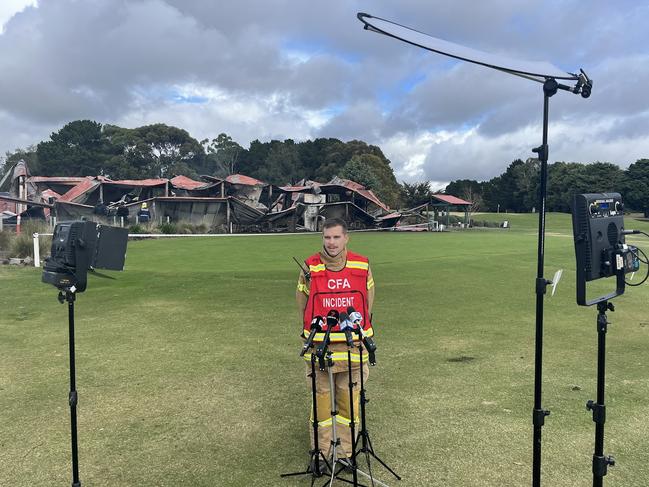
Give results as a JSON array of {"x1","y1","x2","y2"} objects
[{"x1": 33, "y1": 233, "x2": 40, "y2": 267}]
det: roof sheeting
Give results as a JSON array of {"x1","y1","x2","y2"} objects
[
  {"x1": 225, "y1": 174, "x2": 266, "y2": 186},
  {"x1": 41, "y1": 189, "x2": 62, "y2": 201},
  {"x1": 28, "y1": 176, "x2": 88, "y2": 184},
  {"x1": 104, "y1": 178, "x2": 168, "y2": 187},
  {"x1": 170, "y1": 175, "x2": 208, "y2": 190},
  {"x1": 58, "y1": 177, "x2": 100, "y2": 202},
  {"x1": 324, "y1": 177, "x2": 389, "y2": 211},
  {"x1": 432, "y1": 194, "x2": 472, "y2": 205}
]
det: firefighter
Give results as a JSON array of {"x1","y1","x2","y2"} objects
[
  {"x1": 296, "y1": 217, "x2": 375, "y2": 468},
  {"x1": 137, "y1": 202, "x2": 151, "y2": 223}
]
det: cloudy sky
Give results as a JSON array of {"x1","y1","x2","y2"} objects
[{"x1": 1, "y1": 0, "x2": 648, "y2": 187}]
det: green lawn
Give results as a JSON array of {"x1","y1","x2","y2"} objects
[{"x1": 1, "y1": 213, "x2": 648, "y2": 486}]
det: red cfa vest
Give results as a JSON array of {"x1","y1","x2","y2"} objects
[{"x1": 303, "y1": 250, "x2": 374, "y2": 342}]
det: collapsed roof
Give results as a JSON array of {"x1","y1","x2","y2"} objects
[{"x1": 0, "y1": 160, "x2": 471, "y2": 231}]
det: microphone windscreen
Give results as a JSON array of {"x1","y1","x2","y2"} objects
[
  {"x1": 326, "y1": 309, "x2": 339, "y2": 328},
  {"x1": 349, "y1": 311, "x2": 363, "y2": 325}
]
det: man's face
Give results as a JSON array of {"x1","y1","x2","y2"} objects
[{"x1": 322, "y1": 225, "x2": 349, "y2": 257}]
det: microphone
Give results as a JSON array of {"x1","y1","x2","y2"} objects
[
  {"x1": 300, "y1": 316, "x2": 324, "y2": 357},
  {"x1": 316, "y1": 310, "x2": 338, "y2": 370},
  {"x1": 347, "y1": 306, "x2": 363, "y2": 327},
  {"x1": 363, "y1": 336, "x2": 377, "y2": 366},
  {"x1": 339, "y1": 312, "x2": 354, "y2": 347},
  {"x1": 326, "y1": 309, "x2": 339, "y2": 328},
  {"x1": 347, "y1": 306, "x2": 377, "y2": 365}
]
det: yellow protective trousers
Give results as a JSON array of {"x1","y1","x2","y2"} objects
[{"x1": 304, "y1": 344, "x2": 370, "y2": 459}]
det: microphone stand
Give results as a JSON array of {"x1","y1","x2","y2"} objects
[
  {"x1": 353, "y1": 330, "x2": 400, "y2": 485},
  {"x1": 281, "y1": 353, "x2": 331, "y2": 484},
  {"x1": 329, "y1": 347, "x2": 361, "y2": 487}
]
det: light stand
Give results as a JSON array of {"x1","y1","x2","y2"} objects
[
  {"x1": 59, "y1": 288, "x2": 82, "y2": 487},
  {"x1": 531, "y1": 77, "x2": 593, "y2": 486},
  {"x1": 587, "y1": 301, "x2": 616, "y2": 486},
  {"x1": 356, "y1": 14, "x2": 592, "y2": 486},
  {"x1": 530, "y1": 78, "x2": 555, "y2": 487}
]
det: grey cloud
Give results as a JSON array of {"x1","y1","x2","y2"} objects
[
  {"x1": 315, "y1": 100, "x2": 384, "y2": 142},
  {"x1": 0, "y1": 0, "x2": 647, "y2": 183}
]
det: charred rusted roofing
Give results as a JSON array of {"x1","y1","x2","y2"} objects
[
  {"x1": 170, "y1": 175, "x2": 208, "y2": 190},
  {"x1": 225, "y1": 174, "x2": 266, "y2": 186},
  {"x1": 58, "y1": 177, "x2": 100, "y2": 202},
  {"x1": 431, "y1": 194, "x2": 472, "y2": 205}
]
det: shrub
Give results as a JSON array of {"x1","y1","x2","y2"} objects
[
  {"x1": 158, "y1": 222, "x2": 177, "y2": 234},
  {"x1": 0, "y1": 230, "x2": 11, "y2": 251},
  {"x1": 10, "y1": 232, "x2": 34, "y2": 258}
]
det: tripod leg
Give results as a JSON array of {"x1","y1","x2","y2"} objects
[
  {"x1": 281, "y1": 355, "x2": 329, "y2": 480},
  {"x1": 366, "y1": 434, "x2": 401, "y2": 480}
]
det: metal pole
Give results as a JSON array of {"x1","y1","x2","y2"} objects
[
  {"x1": 532, "y1": 78, "x2": 558, "y2": 487},
  {"x1": 33, "y1": 233, "x2": 40, "y2": 267},
  {"x1": 589, "y1": 302, "x2": 615, "y2": 486},
  {"x1": 66, "y1": 291, "x2": 82, "y2": 487}
]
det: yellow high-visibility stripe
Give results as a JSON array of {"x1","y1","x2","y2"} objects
[
  {"x1": 346, "y1": 260, "x2": 369, "y2": 270},
  {"x1": 367, "y1": 277, "x2": 374, "y2": 290},
  {"x1": 310, "y1": 416, "x2": 358, "y2": 427},
  {"x1": 309, "y1": 264, "x2": 326, "y2": 273},
  {"x1": 303, "y1": 352, "x2": 363, "y2": 363},
  {"x1": 297, "y1": 282, "x2": 309, "y2": 295},
  {"x1": 302, "y1": 328, "x2": 374, "y2": 342},
  {"x1": 309, "y1": 414, "x2": 333, "y2": 426},
  {"x1": 312, "y1": 418, "x2": 333, "y2": 427},
  {"x1": 335, "y1": 415, "x2": 359, "y2": 426}
]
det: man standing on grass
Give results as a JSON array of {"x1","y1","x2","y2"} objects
[{"x1": 296, "y1": 217, "x2": 375, "y2": 470}]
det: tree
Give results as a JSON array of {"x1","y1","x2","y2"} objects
[
  {"x1": 459, "y1": 186, "x2": 484, "y2": 213},
  {"x1": 622, "y1": 159, "x2": 649, "y2": 214},
  {"x1": 201, "y1": 133, "x2": 244, "y2": 177},
  {"x1": 104, "y1": 123, "x2": 204, "y2": 179},
  {"x1": 401, "y1": 181, "x2": 433, "y2": 208},
  {"x1": 546, "y1": 161, "x2": 623, "y2": 212},
  {"x1": 37, "y1": 120, "x2": 111, "y2": 176},
  {"x1": 340, "y1": 156, "x2": 380, "y2": 191},
  {"x1": 255, "y1": 140, "x2": 303, "y2": 184},
  {"x1": 341, "y1": 153, "x2": 401, "y2": 208}
]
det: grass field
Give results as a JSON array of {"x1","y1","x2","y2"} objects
[{"x1": 1, "y1": 212, "x2": 648, "y2": 486}]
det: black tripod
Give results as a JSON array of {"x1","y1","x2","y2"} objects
[
  {"x1": 586, "y1": 301, "x2": 616, "y2": 486},
  {"x1": 353, "y1": 339, "x2": 400, "y2": 485},
  {"x1": 58, "y1": 289, "x2": 82, "y2": 487},
  {"x1": 281, "y1": 352, "x2": 331, "y2": 485}
]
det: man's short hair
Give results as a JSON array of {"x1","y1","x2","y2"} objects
[{"x1": 323, "y1": 218, "x2": 348, "y2": 234}]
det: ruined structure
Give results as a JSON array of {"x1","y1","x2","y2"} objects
[{"x1": 0, "y1": 160, "x2": 470, "y2": 232}]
